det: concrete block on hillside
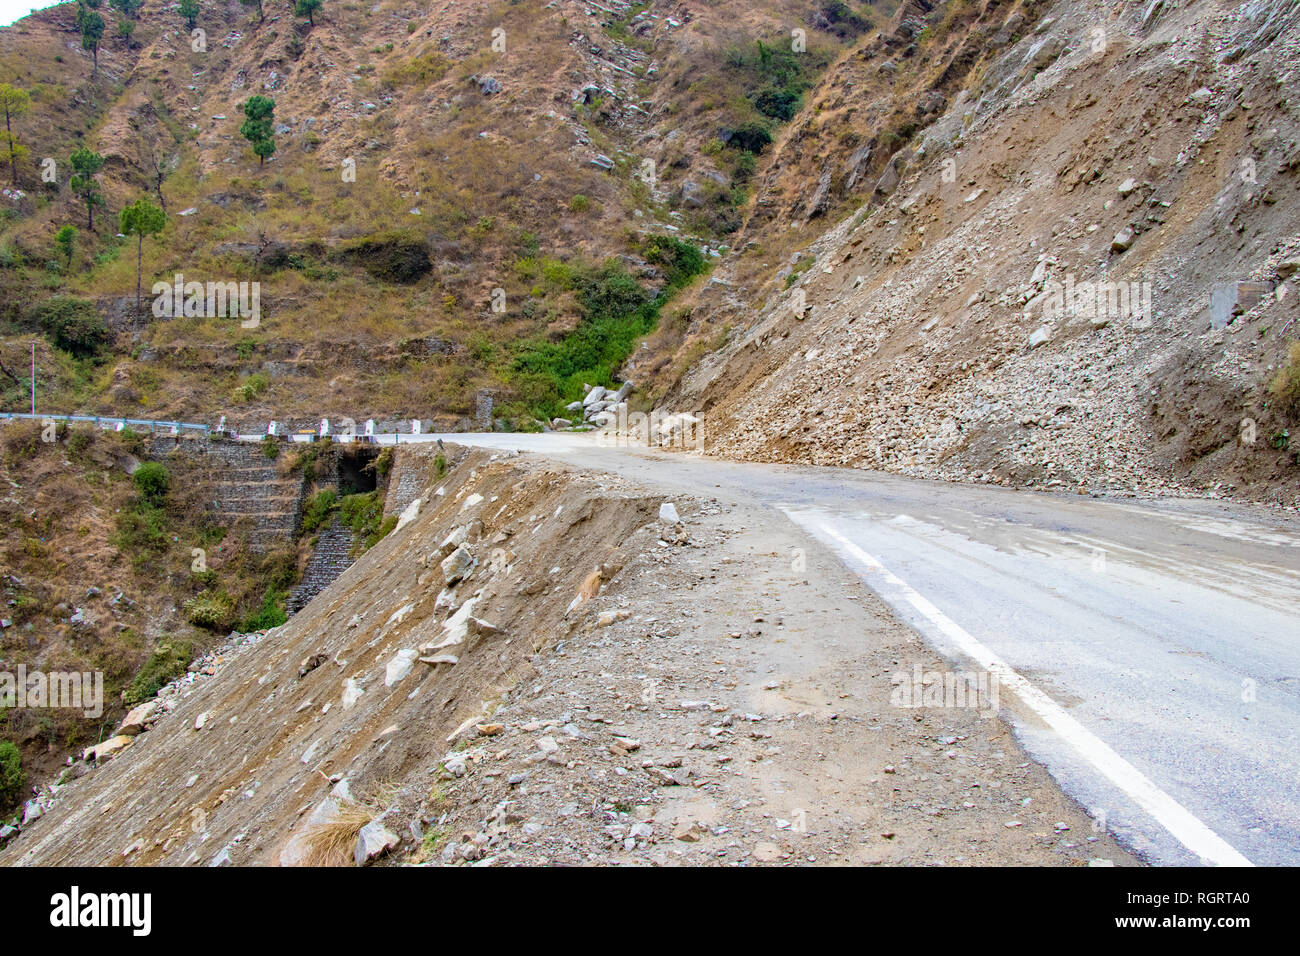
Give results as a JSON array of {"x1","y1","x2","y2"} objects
[{"x1": 1210, "y1": 281, "x2": 1270, "y2": 329}]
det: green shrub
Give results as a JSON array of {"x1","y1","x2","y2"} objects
[
  {"x1": 31, "y1": 296, "x2": 108, "y2": 358},
  {"x1": 338, "y1": 491, "x2": 396, "y2": 553},
  {"x1": 67, "y1": 429, "x2": 93, "y2": 455},
  {"x1": 286, "y1": 444, "x2": 321, "y2": 482},
  {"x1": 0, "y1": 741, "x2": 23, "y2": 812},
  {"x1": 262, "y1": 434, "x2": 280, "y2": 458},
  {"x1": 123, "y1": 639, "x2": 193, "y2": 704},
  {"x1": 510, "y1": 237, "x2": 709, "y2": 418},
  {"x1": 234, "y1": 372, "x2": 269, "y2": 403},
  {"x1": 819, "y1": 0, "x2": 872, "y2": 37},
  {"x1": 643, "y1": 235, "x2": 706, "y2": 288},
  {"x1": 112, "y1": 501, "x2": 167, "y2": 567},
  {"x1": 183, "y1": 591, "x2": 234, "y2": 630},
  {"x1": 132, "y1": 462, "x2": 170, "y2": 503},
  {"x1": 301, "y1": 488, "x2": 338, "y2": 534},
  {"x1": 237, "y1": 589, "x2": 288, "y2": 631},
  {"x1": 753, "y1": 86, "x2": 801, "y2": 121},
  {"x1": 727, "y1": 121, "x2": 773, "y2": 154}
]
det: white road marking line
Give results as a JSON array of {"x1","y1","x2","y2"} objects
[{"x1": 808, "y1": 518, "x2": 1253, "y2": 868}]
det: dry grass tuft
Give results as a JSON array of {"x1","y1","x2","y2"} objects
[{"x1": 302, "y1": 799, "x2": 376, "y2": 867}]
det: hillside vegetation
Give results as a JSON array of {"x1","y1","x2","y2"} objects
[{"x1": 0, "y1": 0, "x2": 874, "y2": 427}]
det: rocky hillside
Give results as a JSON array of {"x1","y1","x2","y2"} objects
[{"x1": 639, "y1": 0, "x2": 1300, "y2": 505}]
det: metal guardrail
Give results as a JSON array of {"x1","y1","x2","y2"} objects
[{"x1": 0, "y1": 412, "x2": 211, "y2": 435}]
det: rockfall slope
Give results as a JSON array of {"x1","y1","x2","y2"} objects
[{"x1": 643, "y1": 0, "x2": 1300, "y2": 506}]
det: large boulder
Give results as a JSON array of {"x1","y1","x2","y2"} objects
[
  {"x1": 438, "y1": 525, "x2": 468, "y2": 558},
  {"x1": 385, "y1": 649, "x2": 419, "y2": 687},
  {"x1": 83, "y1": 735, "x2": 134, "y2": 763},
  {"x1": 117, "y1": 701, "x2": 159, "y2": 736},
  {"x1": 354, "y1": 821, "x2": 401, "y2": 865},
  {"x1": 441, "y1": 546, "x2": 475, "y2": 586}
]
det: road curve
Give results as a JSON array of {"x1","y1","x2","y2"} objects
[{"x1": 405, "y1": 432, "x2": 1299, "y2": 866}]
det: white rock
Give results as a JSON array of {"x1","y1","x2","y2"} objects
[
  {"x1": 341, "y1": 678, "x2": 364, "y2": 710},
  {"x1": 385, "y1": 649, "x2": 419, "y2": 687},
  {"x1": 394, "y1": 497, "x2": 421, "y2": 532},
  {"x1": 441, "y1": 546, "x2": 475, "y2": 585},
  {"x1": 438, "y1": 525, "x2": 467, "y2": 557},
  {"x1": 354, "y1": 821, "x2": 400, "y2": 866},
  {"x1": 658, "y1": 502, "x2": 680, "y2": 524},
  {"x1": 420, "y1": 654, "x2": 459, "y2": 666}
]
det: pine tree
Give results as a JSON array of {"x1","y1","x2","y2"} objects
[
  {"x1": 54, "y1": 225, "x2": 77, "y2": 269},
  {"x1": 0, "y1": 83, "x2": 31, "y2": 185},
  {"x1": 69, "y1": 146, "x2": 105, "y2": 230},
  {"x1": 294, "y1": 0, "x2": 321, "y2": 27},
  {"x1": 77, "y1": 4, "x2": 105, "y2": 76},
  {"x1": 239, "y1": 95, "x2": 276, "y2": 166},
  {"x1": 120, "y1": 199, "x2": 166, "y2": 318}
]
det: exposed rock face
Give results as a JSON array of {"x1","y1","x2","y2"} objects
[{"x1": 354, "y1": 821, "x2": 400, "y2": 865}]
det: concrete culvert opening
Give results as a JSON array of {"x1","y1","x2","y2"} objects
[{"x1": 338, "y1": 447, "x2": 381, "y2": 495}]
